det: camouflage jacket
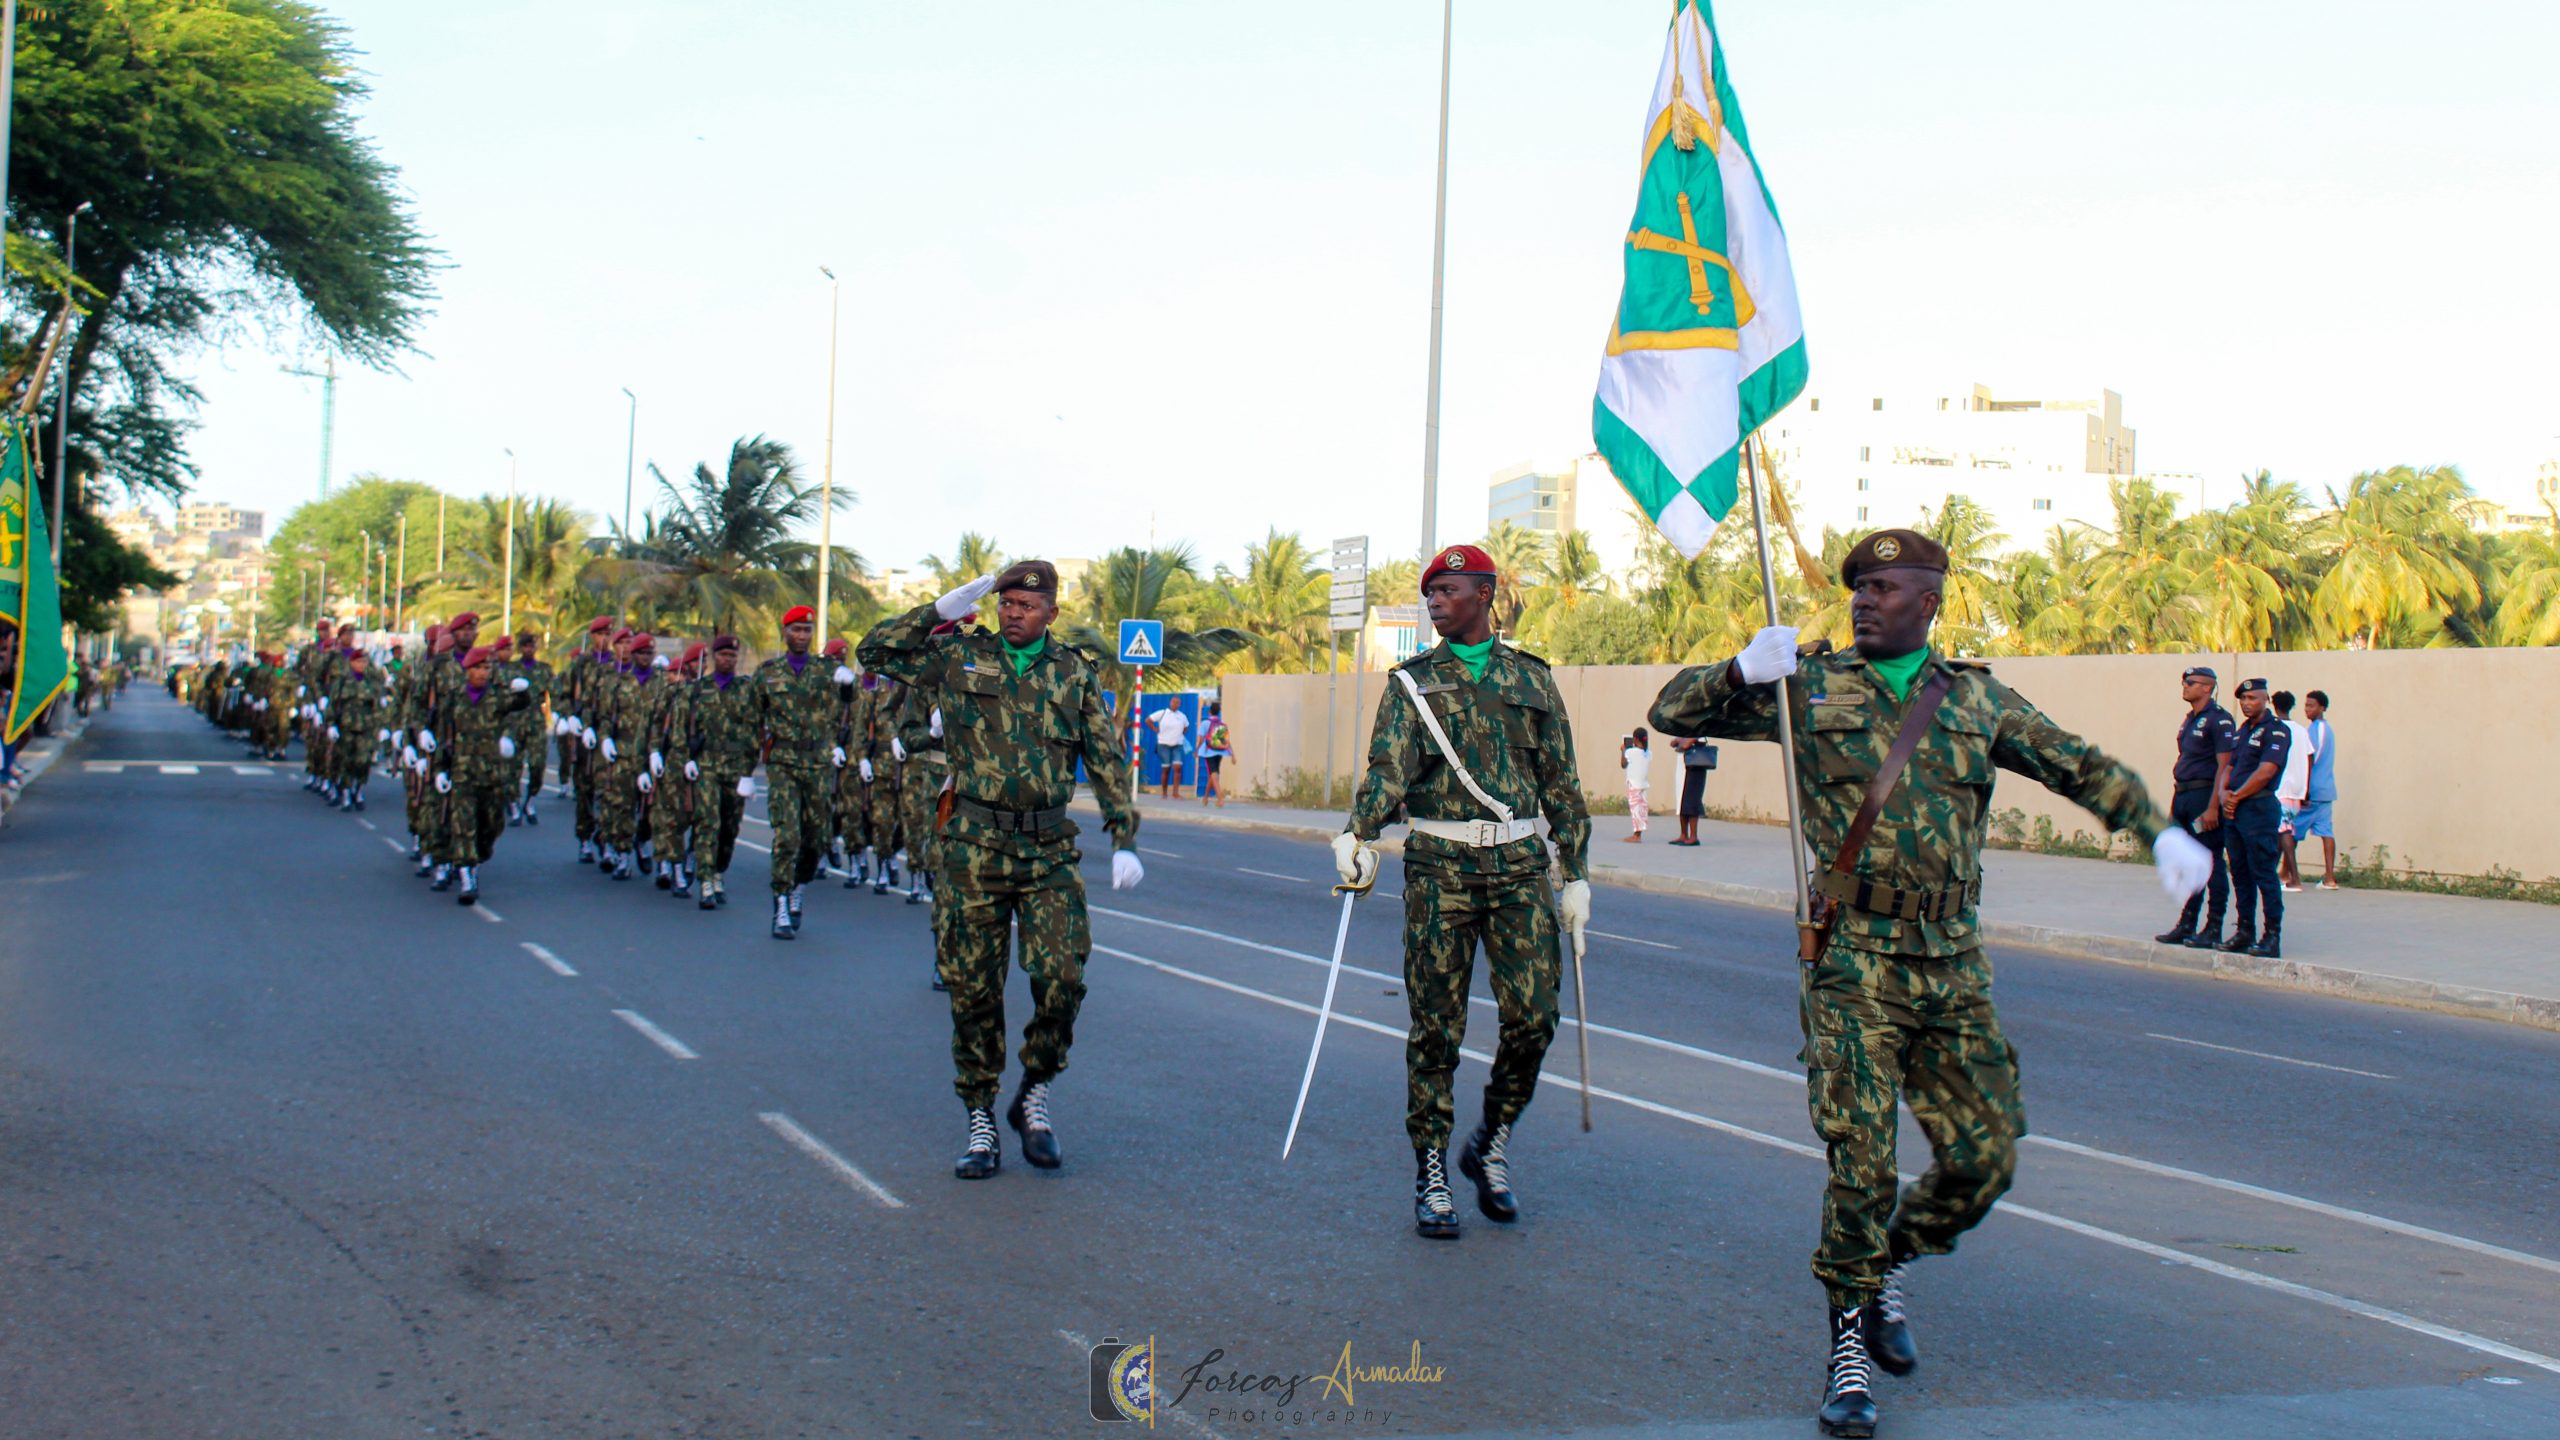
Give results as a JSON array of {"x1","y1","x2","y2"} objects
[
  {"x1": 1348, "y1": 638, "x2": 1591, "y2": 883},
  {"x1": 560, "y1": 649, "x2": 606, "y2": 728},
  {"x1": 689, "y1": 672, "x2": 762, "y2": 772},
  {"x1": 505, "y1": 658, "x2": 556, "y2": 735},
  {"x1": 331, "y1": 666, "x2": 389, "y2": 741},
  {"x1": 1648, "y1": 646, "x2": 2164, "y2": 956},
  {"x1": 645, "y1": 669, "x2": 692, "y2": 763},
  {"x1": 600, "y1": 667, "x2": 660, "y2": 758},
  {"x1": 856, "y1": 604, "x2": 1138, "y2": 853},
  {"x1": 431, "y1": 681, "x2": 531, "y2": 789},
  {"x1": 414, "y1": 655, "x2": 471, "y2": 748},
  {"x1": 750, "y1": 651, "x2": 845, "y2": 770},
  {"x1": 894, "y1": 685, "x2": 946, "y2": 764},
  {"x1": 856, "y1": 679, "x2": 906, "y2": 758}
]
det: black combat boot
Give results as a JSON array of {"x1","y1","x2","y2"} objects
[
  {"x1": 787, "y1": 885, "x2": 806, "y2": 928},
  {"x1": 908, "y1": 867, "x2": 930, "y2": 906},
  {"x1": 771, "y1": 894, "x2": 795, "y2": 939},
  {"x1": 430, "y1": 863, "x2": 454, "y2": 891},
  {"x1": 654, "y1": 858, "x2": 674, "y2": 890},
  {"x1": 507, "y1": 801, "x2": 522, "y2": 827},
  {"x1": 2247, "y1": 925, "x2": 2281, "y2": 959},
  {"x1": 671, "y1": 863, "x2": 691, "y2": 899},
  {"x1": 578, "y1": 838, "x2": 596, "y2": 865},
  {"x1": 877, "y1": 850, "x2": 900, "y2": 896},
  {"x1": 1414, "y1": 1150, "x2": 1461, "y2": 1240},
  {"x1": 843, "y1": 845, "x2": 866, "y2": 888},
  {"x1": 1818, "y1": 1306, "x2": 1880, "y2": 1437},
  {"x1": 1007, "y1": 1080, "x2": 1062, "y2": 1168},
  {"x1": 2154, "y1": 898, "x2": 2196, "y2": 945},
  {"x1": 350, "y1": 786, "x2": 365, "y2": 812},
  {"x1": 456, "y1": 866, "x2": 480, "y2": 906},
  {"x1": 523, "y1": 797, "x2": 539, "y2": 826},
  {"x1": 1458, "y1": 1120, "x2": 1519, "y2": 1222},
  {"x1": 697, "y1": 873, "x2": 719, "y2": 911},
  {"x1": 955, "y1": 1107, "x2": 1001, "y2": 1180},
  {"x1": 613, "y1": 851, "x2": 637, "y2": 882},
  {"x1": 2217, "y1": 927, "x2": 2257, "y2": 953},
  {"x1": 1865, "y1": 1245, "x2": 1918, "y2": 1376}
]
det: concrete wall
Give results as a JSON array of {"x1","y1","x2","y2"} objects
[{"x1": 1220, "y1": 647, "x2": 2560, "y2": 880}]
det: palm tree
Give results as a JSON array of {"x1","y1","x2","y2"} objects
[
  {"x1": 1365, "y1": 557, "x2": 1420, "y2": 609},
  {"x1": 2084, "y1": 478, "x2": 2196, "y2": 652},
  {"x1": 2492, "y1": 515, "x2": 2560, "y2": 646},
  {"x1": 1915, "y1": 494, "x2": 2008, "y2": 655},
  {"x1": 924, "y1": 532, "x2": 1006, "y2": 591},
  {"x1": 1477, "y1": 521, "x2": 1552, "y2": 637},
  {"x1": 1996, "y1": 524, "x2": 2109, "y2": 655},
  {"x1": 1060, "y1": 544, "x2": 1251, "y2": 702},
  {"x1": 1205, "y1": 528, "x2": 1329, "y2": 674},
  {"x1": 589, "y1": 435, "x2": 862, "y2": 637},
  {"x1": 1515, "y1": 529, "x2": 1607, "y2": 651},
  {"x1": 2309, "y1": 465, "x2": 2480, "y2": 648}
]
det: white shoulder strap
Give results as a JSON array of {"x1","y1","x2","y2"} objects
[{"x1": 1393, "y1": 667, "x2": 1515, "y2": 825}]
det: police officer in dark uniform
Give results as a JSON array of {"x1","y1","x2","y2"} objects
[
  {"x1": 2155, "y1": 666, "x2": 2236, "y2": 947},
  {"x1": 2219, "y1": 677, "x2": 2291, "y2": 958}
]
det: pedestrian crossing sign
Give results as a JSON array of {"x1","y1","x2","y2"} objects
[{"x1": 1117, "y1": 619, "x2": 1164, "y2": 666}]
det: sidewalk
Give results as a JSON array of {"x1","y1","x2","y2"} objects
[
  {"x1": 1099, "y1": 796, "x2": 2560, "y2": 1034},
  {"x1": 0, "y1": 707, "x2": 95, "y2": 828}
]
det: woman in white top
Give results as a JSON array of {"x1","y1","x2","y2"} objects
[{"x1": 1621, "y1": 727, "x2": 1652, "y2": 842}]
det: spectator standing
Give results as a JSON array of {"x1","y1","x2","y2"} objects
[
  {"x1": 2156, "y1": 666, "x2": 2236, "y2": 948},
  {"x1": 1668, "y1": 735, "x2": 1716, "y2": 846},
  {"x1": 1621, "y1": 727, "x2": 1652, "y2": 842},
  {"x1": 2220, "y1": 677, "x2": 2292, "y2": 958},
  {"x1": 1150, "y1": 702, "x2": 1190, "y2": 800},
  {"x1": 2300, "y1": 690, "x2": 2339, "y2": 889},
  {"x1": 2273, "y1": 691, "x2": 2313, "y2": 892},
  {"x1": 1198, "y1": 700, "x2": 1231, "y2": 807}
]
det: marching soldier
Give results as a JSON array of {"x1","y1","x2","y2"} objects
[
  {"x1": 1646, "y1": 529, "x2": 2212, "y2": 1439},
  {"x1": 753, "y1": 605, "x2": 851, "y2": 937},
  {"x1": 564, "y1": 616, "x2": 616, "y2": 861},
  {"x1": 298, "y1": 619, "x2": 333, "y2": 793},
  {"x1": 329, "y1": 643, "x2": 388, "y2": 811},
  {"x1": 858, "y1": 670, "x2": 907, "y2": 894},
  {"x1": 647, "y1": 640, "x2": 707, "y2": 893},
  {"x1": 689, "y1": 635, "x2": 761, "y2": 911},
  {"x1": 415, "y1": 612, "x2": 483, "y2": 887},
  {"x1": 507, "y1": 628, "x2": 556, "y2": 827},
  {"x1": 858, "y1": 562, "x2": 1144, "y2": 1180},
  {"x1": 826, "y1": 638, "x2": 869, "y2": 885},
  {"x1": 894, "y1": 633, "x2": 962, "y2": 913},
  {"x1": 1335, "y1": 543, "x2": 1592, "y2": 1242},
  {"x1": 428, "y1": 643, "x2": 533, "y2": 905},
  {"x1": 598, "y1": 632, "x2": 662, "y2": 882},
  {"x1": 396, "y1": 624, "x2": 442, "y2": 864}
]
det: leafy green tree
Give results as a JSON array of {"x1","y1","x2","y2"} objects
[
  {"x1": 924, "y1": 532, "x2": 1006, "y2": 591},
  {"x1": 1914, "y1": 494, "x2": 2008, "y2": 655},
  {"x1": 260, "y1": 476, "x2": 442, "y2": 637},
  {"x1": 588, "y1": 436, "x2": 859, "y2": 638},
  {"x1": 2310, "y1": 465, "x2": 2480, "y2": 648},
  {"x1": 1060, "y1": 544, "x2": 1248, "y2": 700},
  {"x1": 2492, "y1": 518, "x2": 2560, "y2": 646},
  {"x1": 1476, "y1": 521, "x2": 1551, "y2": 637},
  {"x1": 1542, "y1": 592, "x2": 1657, "y2": 666},
  {"x1": 1205, "y1": 528, "x2": 1328, "y2": 675}
]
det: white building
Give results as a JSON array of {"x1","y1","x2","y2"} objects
[
  {"x1": 1485, "y1": 454, "x2": 1651, "y2": 579},
  {"x1": 1763, "y1": 383, "x2": 2140, "y2": 553}
]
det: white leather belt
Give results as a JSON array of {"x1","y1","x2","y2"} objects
[{"x1": 1409, "y1": 817, "x2": 1538, "y2": 846}]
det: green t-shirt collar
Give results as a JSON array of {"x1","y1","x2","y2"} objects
[
  {"x1": 1001, "y1": 633, "x2": 1047, "y2": 676},
  {"x1": 1864, "y1": 645, "x2": 1932, "y2": 701},
  {"x1": 1448, "y1": 636, "x2": 1495, "y2": 682}
]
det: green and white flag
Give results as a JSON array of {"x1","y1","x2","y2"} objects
[
  {"x1": 1592, "y1": 0, "x2": 1807, "y2": 558},
  {"x1": 2, "y1": 418, "x2": 71, "y2": 743}
]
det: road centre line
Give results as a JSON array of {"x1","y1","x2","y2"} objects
[
  {"x1": 158, "y1": 765, "x2": 198, "y2": 775},
  {"x1": 1089, "y1": 904, "x2": 2560, "y2": 1277},
  {"x1": 520, "y1": 942, "x2": 576, "y2": 977},
  {"x1": 758, "y1": 1112, "x2": 905, "y2": 1209},
  {"x1": 357, "y1": 818, "x2": 377, "y2": 831},
  {"x1": 1588, "y1": 928, "x2": 1678, "y2": 950},
  {"x1": 611, "y1": 1009, "x2": 699, "y2": 1061},
  {"x1": 2145, "y1": 1031, "x2": 2397, "y2": 1080},
  {"x1": 1093, "y1": 942, "x2": 2560, "y2": 1379},
  {"x1": 1235, "y1": 867, "x2": 1308, "y2": 884},
  {"x1": 475, "y1": 905, "x2": 504, "y2": 924},
  {"x1": 1139, "y1": 846, "x2": 1182, "y2": 859}
]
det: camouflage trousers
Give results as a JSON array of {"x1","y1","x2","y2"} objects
[
  {"x1": 506, "y1": 727, "x2": 548, "y2": 799},
  {"x1": 692, "y1": 766, "x2": 751, "y2": 877},
  {"x1": 1401, "y1": 866, "x2": 1562, "y2": 1152},
  {"x1": 656, "y1": 774, "x2": 697, "y2": 864},
  {"x1": 834, "y1": 768, "x2": 871, "y2": 852},
  {"x1": 442, "y1": 781, "x2": 509, "y2": 866},
  {"x1": 768, "y1": 762, "x2": 833, "y2": 895},
  {"x1": 934, "y1": 834, "x2": 1089, "y2": 1108},
  {"x1": 599, "y1": 758, "x2": 651, "y2": 853},
  {"x1": 571, "y1": 738, "x2": 601, "y2": 841},
  {"x1": 901, "y1": 757, "x2": 947, "y2": 877},
  {"x1": 868, "y1": 764, "x2": 905, "y2": 857},
  {"x1": 333, "y1": 732, "x2": 376, "y2": 788},
  {"x1": 1800, "y1": 943, "x2": 2024, "y2": 1311}
]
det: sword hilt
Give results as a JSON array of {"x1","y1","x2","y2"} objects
[{"x1": 1332, "y1": 875, "x2": 1377, "y2": 899}]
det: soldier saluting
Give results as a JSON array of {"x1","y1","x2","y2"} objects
[
  {"x1": 1335, "y1": 544, "x2": 1592, "y2": 1242},
  {"x1": 1648, "y1": 529, "x2": 2213, "y2": 1440},
  {"x1": 858, "y1": 561, "x2": 1144, "y2": 1180}
]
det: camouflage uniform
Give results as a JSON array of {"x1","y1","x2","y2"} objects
[
  {"x1": 895, "y1": 687, "x2": 949, "y2": 880},
  {"x1": 412, "y1": 651, "x2": 473, "y2": 860},
  {"x1": 508, "y1": 653, "x2": 556, "y2": 802},
  {"x1": 858, "y1": 605, "x2": 1138, "y2": 1108},
  {"x1": 861, "y1": 676, "x2": 907, "y2": 861},
  {"x1": 689, "y1": 669, "x2": 762, "y2": 881},
  {"x1": 597, "y1": 663, "x2": 659, "y2": 859},
  {"x1": 564, "y1": 643, "x2": 611, "y2": 842},
  {"x1": 750, "y1": 651, "x2": 848, "y2": 896},
  {"x1": 833, "y1": 681, "x2": 874, "y2": 859},
  {"x1": 1649, "y1": 646, "x2": 2163, "y2": 1309},
  {"x1": 430, "y1": 678, "x2": 531, "y2": 866},
  {"x1": 647, "y1": 666, "x2": 697, "y2": 868},
  {"x1": 329, "y1": 662, "x2": 388, "y2": 790},
  {"x1": 1348, "y1": 638, "x2": 1591, "y2": 1152}
]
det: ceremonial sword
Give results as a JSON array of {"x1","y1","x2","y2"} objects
[
  {"x1": 1567, "y1": 911, "x2": 1593, "y2": 1131},
  {"x1": 1281, "y1": 869, "x2": 1374, "y2": 1160}
]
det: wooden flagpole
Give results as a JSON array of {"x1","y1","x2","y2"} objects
[{"x1": 1742, "y1": 430, "x2": 1816, "y2": 941}]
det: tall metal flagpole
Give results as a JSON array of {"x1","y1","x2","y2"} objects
[
  {"x1": 501, "y1": 448, "x2": 518, "y2": 638},
  {"x1": 1742, "y1": 432, "x2": 1815, "y2": 934},
  {"x1": 816, "y1": 267, "x2": 839, "y2": 648},
  {"x1": 619, "y1": 387, "x2": 637, "y2": 546},
  {"x1": 50, "y1": 201, "x2": 90, "y2": 564},
  {"x1": 1417, "y1": 0, "x2": 1454, "y2": 561},
  {"x1": 394, "y1": 514, "x2": 406, "y2": 633}
]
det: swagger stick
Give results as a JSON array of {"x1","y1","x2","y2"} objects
[{"x1": 1742, "y1": 432, "x2": 1816, "y2": 952}]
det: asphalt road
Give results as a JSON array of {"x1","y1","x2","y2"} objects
[{"x1": 2, "y1": 689, "x2": 2556, "y2": 1439}]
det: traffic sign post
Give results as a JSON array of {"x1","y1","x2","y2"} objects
[
  {"x1": 1325, "y1": 537, "x2": 1369, "y2": 808},
  {"x1": 1118, "y1": 620, "x2": 1166, "y2": 778}
]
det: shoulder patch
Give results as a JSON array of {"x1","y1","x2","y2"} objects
[
  {"x1": 1396, "y1": 652, "x2": 1437, "y2": 674},
  {"x1": 1944, "y1": 658, "x2": 1991, "y2": 671},
  {"x1": 1506, "y1": 646, "x2": 1551, "y2": 670}
]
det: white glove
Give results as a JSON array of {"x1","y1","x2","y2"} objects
[
  {"x1": 736, "y1": 776, "x2": 757, "y2": 798},
  {"x1": 636, "y1": 771, "x2": 653, "y2": 794},
  {"x1": 418, "y1": 729, "x2": 438, "y2": 753},
  {"x1": 652, "y1": 655, "x2": 669, "y2": 670},
  {"x1": 1110, "y1": 849, "x2": 1145, "y2": 890},
  {"x1": 297, "y1": 685, "x2": 308, "y2": 699},
  {"x1": 928, "y1": 707, "x2": 942, "y2": 739},
  {"x1": 602, "y1": 737, "x2": 619, "y2": 762},
  {"x1": 411, "y1": 754, "x2": 428, "y2": 775},
  {"x1": 582, "y1": 726, "x2": 598, "y2": 748},
  {"x1": 377, "y1": 729, "x2": 391, "y2": 745},
  {"x1": 402, "y1": 745, "x2": 419, "y2": 767},
  {"x1": 858, "y1": 757, "x2": 874, "y2": 782},
  {"x1": 553, "y1": 716, "x2": 574, "y2": 737},
  {"x1": 433, "y1": 772, "x2": 451, "y2": 794},
  {"x1": 1332, "y1": 831, "x2": 1380, "y2": 888},
  {"x1": 831, "y1": 745, "x2": 847, "y2": 768},
  {"x1": 833, "y1": 665, "x2": 857, "y2": 686},
  {"x1": 935, "y1": 573, "x2": 998, "y2": 621},
  {"x1": 253, "y1": 699, "x2": 267, "y2": 712},
  {"x1": 2154, "y1": 827, "x2": 2215, "y2": 901},
  {"x1": 649, "y1": 750, "x2": 665, "y2": 777},
  {"x1": 1558, "y1": 878, "x2": 1592, "y2": 947},
  {"x1": 326, "y1": 725, "x2": 339, "y2": 740},
  {"x1": 1735, "y1": 625, "x2": 1801, "y2": 685},
  {"x1": 318, "y1": 696, "x2": 329, "y2": 712},
  {"x1": 684, "y1": 759, "x2": 699, "y2": 781},
  {"x1": 510, "y1": 676, "x2": 530, "y2": 692},
  {"x1": 891, "y1": 737, "x2": 907, "y2": 762},
  {"x1": 499, "y1": 736, "x2": 517, "y2": 759}
]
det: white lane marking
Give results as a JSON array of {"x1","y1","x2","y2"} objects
[
  {"x1": 521, "y1": 942, "x2": 576, "y2": 977},
  {"x1": 1589, "y1": 928, "x2": 1678, "y2": 950},
  {"x1": 231, "y1": 765, "x2": 268, "y2": 776},
  {"x1": 1091, "y1": 905, "x2": 2560, "y2": 1272},
  {"x1": 83, "y1": 763, "x2": 125, "y2": 773},
  {"x1": 158, "y1": 764, "x2": 199, "y2": 775},
  {"x1": 1056, "y1": 1331, "x2": 1228, "y2": 1438},
  {"x1": 1235, "y1": 866, "x2": 1309, "y2": 884},
  {"x1": 357, "y1": 818, "x2": 377, "y2": 831},
  {"x1": 1097, "y1": 943, "x2": 2560, "y2": 1379},
  {"x1": 380, "y1": 836, "x2": 406, "y2": 854},
  {"x1": 475, "y1": 905, "x2": 504, "y2": 924},
  {"x1": 758, "y1": 1112, "x2": 905, "y2": 1209},
  {"x1": 1139, "y1": 845, "x2": 1182, "y2": 859},
  {"x1": 2145, "y1": 1032, "x2": 2397, "y2": 1080},
  {"x1": 611, "y1": 1009, "x2": 699, "y2": 1061}
]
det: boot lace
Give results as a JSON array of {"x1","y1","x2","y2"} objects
[
  {"x1": 1418, "y1": 1153, "x2": 1456, "y2": 1218},
  {"x1": 1477, "y1": 1123, "x2": 1513, "y2": 1192},
  {"x1": 966, "y1": 1109, "x2": 999, "y2": 1155},
  {"x1": 1018, "y1": 1082, "x2": 1053, "y2": 1133},
  {"x1": 1878, "y1": 1261, "x2": 1909, "y2": 1326},
  {"x1": 1828, "y1": 1315, "x2": 1874, "y2": 1397}
]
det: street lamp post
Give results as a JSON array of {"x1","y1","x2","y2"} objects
[
  {"x1": 394, "y1": 513, "x2": 407, "y2": 632},
  {"x1": 1418, "y1": 0, "x2": 1455, "y2": 560},
  {"x1": 816, "y1": 266, "x2": 840, "y2": 648},
  {"x1": 619, "y1": 387, "x2": 637, "y2": 547},
  {"x1": 502, "y1": 448, "x2": 518, "y2": 638},
  {"x1": 50, "y1": 199, "x2": 91, "y2": 565}
]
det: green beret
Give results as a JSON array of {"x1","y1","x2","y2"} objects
[{"x1": 1841, "y1": 528, "x2": 1949, "y2": 587}]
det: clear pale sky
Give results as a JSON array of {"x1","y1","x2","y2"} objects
[{"x1": 178, "y1": 0, "x2": 2560, "y2": 567}]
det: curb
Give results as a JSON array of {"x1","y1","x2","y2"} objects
[
  {"x1": 1, "y1": 716, "x2": 92, "y2": 826},
  {"x1": 1112, "y1": 801, "x2": 2560, "y2": 1035}
]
